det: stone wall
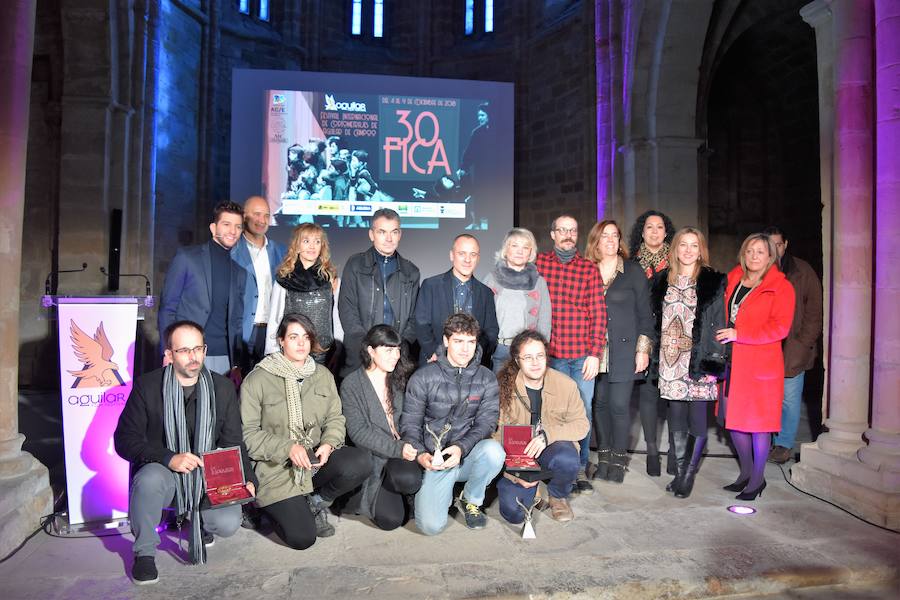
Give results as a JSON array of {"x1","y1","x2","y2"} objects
[{"x1": 19, "y1": 0, "x2": 62, "y2": 386}]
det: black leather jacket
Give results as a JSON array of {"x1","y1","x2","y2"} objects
[{"x1": 338, "y1": 247, "x2": 420, "y2": 376}]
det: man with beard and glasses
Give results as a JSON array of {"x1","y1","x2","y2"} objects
[
  {"x1": 535, "y1": 215, "x2": 608, "y2": 494},
  {"x1": 114, "y1": 321, "x2": 256, "y2": 585}
]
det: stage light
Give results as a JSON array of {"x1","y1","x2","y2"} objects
[{"x1": 727, "y1": 505, "x2": 756, "y2": 515}]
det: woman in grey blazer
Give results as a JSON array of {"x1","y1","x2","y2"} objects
[
  {"x1": 586, "y1": 220, "x2": 654, "y2": 484},
  {"x1": 340, "y1": 325, "x2": 422, "y2": 530}
]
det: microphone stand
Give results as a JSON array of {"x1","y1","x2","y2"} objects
[
  {"x1": 42, "y1": 263, "x2": 89, "y2": 307},
  {"x1": 100, "y1": 267, "x2": 155, "y2": 307}
]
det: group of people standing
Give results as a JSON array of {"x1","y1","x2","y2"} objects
[{"x1": 117, "y1": 198, "x2": 820, "y2": 586}]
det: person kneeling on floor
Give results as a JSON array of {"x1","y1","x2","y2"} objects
[
  {"x1": 494, "y1": 330, "x2": 588, "y2": 524},
  {"x1": 400, "y1": 313, "x2": 505, "y2": 535},
  {"x1": 241, "y1": 313, "x2": 371, "y2": 550},
  {"x1": 114, "y1": 320, "x2": 257, "y2": 585}
]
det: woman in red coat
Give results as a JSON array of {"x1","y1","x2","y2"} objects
[{"x1": 716, "y1": 233, "x2": 795, "y2": 501}]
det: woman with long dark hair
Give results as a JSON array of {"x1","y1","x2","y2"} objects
[
  {"x1": 585, "y1": 220, "x2": 653, "y2": 483},
  {"x1": 241, "y1": 314, "x2": 371, "y2": 549},
  {"x1": 266, "y1": 223, "x2": 339, "y2": 364},
  {"x1": 628, "y1": 209, "x2": 677, "y2": 476},
  {"x1": 717, "y1": 234, "x2": 795, "y2": 501},
  {"x1": 340, "y1": 325, "x2": 422, "y2": 530},
  {"x1": 650, "y1": 227, "x2": 727, "y2": 498},
  {"x1": 628, "y1": 210, "x2": 676, "y2": 278}
]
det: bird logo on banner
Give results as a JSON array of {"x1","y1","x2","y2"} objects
[{"x1": 67, "y1": 320, "x2": 122, "y2": 388}]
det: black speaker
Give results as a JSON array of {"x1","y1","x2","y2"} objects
[{"x1": 108, "y1": 208, "x2": 122, "y2": 291}]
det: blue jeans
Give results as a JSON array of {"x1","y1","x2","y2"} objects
[
  {"x1": 550, "y1": 356, "x2": 595, "y2": 468},
  {"x1": 491, "y1": 344, "x2": 511, "y2": 375},
  {"x1": 414, "y1": 439, "x2": 505, "y2": 536},
  {"x1": 496, "y1": 441, "x2": 580, "y2": 524},
  {"x1": 773, "y1": 371, "x2": 805, "y2": 449}
]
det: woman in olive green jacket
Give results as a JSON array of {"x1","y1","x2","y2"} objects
[{"x1": 241, "y1": 313, "x2": 370, "y2": 549}]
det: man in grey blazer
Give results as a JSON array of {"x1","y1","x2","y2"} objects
[
  {"x1": 231, "y1": 196, "x2": 287, "y2": 371},
  {"x1": 159, "y1": 201, "x2": 246, "y2": 378}
]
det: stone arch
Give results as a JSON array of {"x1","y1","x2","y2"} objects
[{"x1": 623, "y1": 0, "x2": 714, "y2": 231}]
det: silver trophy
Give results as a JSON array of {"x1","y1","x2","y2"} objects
[
  {"x1": 515, "y1": 495, "x2": 540, "y2": 539},
  {"x1": 425, "y1": 422, "x2": 452, "y2": 467}
]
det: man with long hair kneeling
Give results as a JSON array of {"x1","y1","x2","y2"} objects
[{"x1": 495, "y1": 330, "x2": 589, "y2": 523}]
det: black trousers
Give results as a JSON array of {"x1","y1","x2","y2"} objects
[
  {"x1": 371, "y1": 458, "x2": 423, "y2": 531},
  {"x1": 593, "y1": 374, "x2": 635, "y2": 452},
  {"x1": 262, "y1": 446, "x2": 371, "y2": 550}
]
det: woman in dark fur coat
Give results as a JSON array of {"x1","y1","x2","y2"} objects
[{"x1": 649, "y1": 227, "x2": 727, "y2": 498}]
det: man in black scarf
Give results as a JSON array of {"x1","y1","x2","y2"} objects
[{"x1": 114, "y1": 321, "x2": 256, "y2": 585}]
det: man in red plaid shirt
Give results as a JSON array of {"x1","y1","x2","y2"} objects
[{"x1": 536, "y1": 215, "x2": 608, "y2": 494}]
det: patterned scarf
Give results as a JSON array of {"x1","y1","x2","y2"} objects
[
  {"x1": 257, "y1": 352, "x2": 317, "y2": 486},
  {"x1": 637, "y1": 242, "x2": 670, "y2": 278},
  {"x1": 162, "y1": 365, "x2": 216, "y2": 565}
]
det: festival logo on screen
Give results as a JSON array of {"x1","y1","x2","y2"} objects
[
  {"x1": 325, "y1": 93, "x2": 368, "y2": 112},
  {"x1": 379, "y1": 96, "x2": 460, "y2": 183},
  {"x1": 66, "y1": 320, "x2": 124, "y2": 389}
]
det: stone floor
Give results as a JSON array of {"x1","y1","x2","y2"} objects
[{"x1": 1, "y1": 452, "x2": 897, "y2": 600}]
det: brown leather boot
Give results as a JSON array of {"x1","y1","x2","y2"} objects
[{"x1": 547, "y1": 496, "x2": 574, "y2": 522}]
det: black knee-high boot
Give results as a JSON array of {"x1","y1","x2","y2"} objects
[
  {"x1": 675, "y1": 436, "x2": 706, "y2": 498},
  {"x1": 666, "y1": 431, "x2": 690, "y2": 493}
]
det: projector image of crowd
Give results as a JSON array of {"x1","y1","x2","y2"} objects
[
  {"x1": 280, "y1": 136, "x2": 384, "y2": 228},
  {"x1": 122, "y1": 199, "x2": 820, "y2": 585}
]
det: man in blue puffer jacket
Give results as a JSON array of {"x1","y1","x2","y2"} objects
[{"x1": 400, "y1": 313, "x2": 505, "y2": 535}]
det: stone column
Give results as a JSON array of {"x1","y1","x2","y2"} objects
[
  {"x1": 800, "y1": 0, "x2": 834, "y2": 418},
  {"x1": 793, "y1": 0, "x2": 898, "y2": 529},
  {"x1": 812, "y1": 0, "x2": 873, "y2": 457},
  {"x1": 0, "y1": 0, "x2": 54, "y2": 558},
  {"x1": 858, "y1": 0, "x2": 900, "y2": 478}
]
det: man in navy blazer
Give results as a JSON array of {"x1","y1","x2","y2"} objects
[
  {"x1": 230, "y1": 196, "x2": 287, "y2": 370},
  {"x1": 159, "y1": 201, "x2": 246, "y2": 376},
  {"x1": 415, "y1": 234, "x2": 498, "y2": 366}
]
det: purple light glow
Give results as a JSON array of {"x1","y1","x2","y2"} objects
[
  {"x1": 727, "y1": 505, "x2": 756, "y2": 515},
  {"x1": 594, "y1": 0, "x2": 610, "y2": 220}
]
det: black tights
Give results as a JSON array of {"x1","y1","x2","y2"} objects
[
  {"x1": 371, "y1": 458, "x2": 422, "y2": 531},
  {"x1": 638, "y1": 380, "x2": 667, "y2": 454},
  {"x1": 262, "y1": 446, "x2": 371, "y2": 550},
  {"x1": 593, "y1": 374, "x2": 635, "y2": 452},
  {"x1": 667, "y1": 400, "x2": 710, "y2": 437}
]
